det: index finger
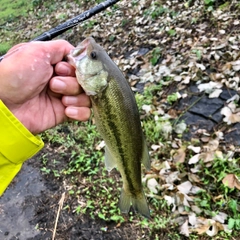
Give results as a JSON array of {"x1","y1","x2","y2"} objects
[{"x1": 35, "y1": 40, "x2": 75, "y2": 65}]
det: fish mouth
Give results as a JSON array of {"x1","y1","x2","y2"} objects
[{"x1": 67, "y1": 38, "x2": 91, "y2": 66}]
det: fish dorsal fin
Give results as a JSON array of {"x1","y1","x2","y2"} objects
[
  {"x1": 104, "y1": 146, "x2": 117, "y2": 172},
  {"x1": 141, "y1": 136, "x2": 151, "y2": 171}
]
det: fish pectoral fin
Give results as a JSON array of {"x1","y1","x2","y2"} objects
[
  {"x1": 141, "y1": 136, "x2": 151, "y2": 171},
  {"x1": 104, "y1": 146, "x2": 117, "y2": 172}
]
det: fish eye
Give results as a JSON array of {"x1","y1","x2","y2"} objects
[{"x1": 90, "y1": 51, "x2": 97, "y2": 59}]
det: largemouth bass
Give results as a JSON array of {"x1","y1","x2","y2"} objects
[{"x1": 68, "y1": 37, "x2": 151, "y2": 218}]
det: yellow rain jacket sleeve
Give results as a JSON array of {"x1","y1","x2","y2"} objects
[{"x1": 0, "y1": 100, "x2": 44, "y2": 196}]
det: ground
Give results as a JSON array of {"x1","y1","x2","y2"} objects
[{"x1": 0, "y1": 0, "x2": 240, "y2": 239}]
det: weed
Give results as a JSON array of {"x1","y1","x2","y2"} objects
[
  {"x1": 56, "y1": 13, "x2": 67, "y2": 20},
  {"x1": 84, "y1": 20, "x2": 97, "y2": 29},
  {"x1": 167, "y1": 93, "x2": 178, "y2": 105},
  {"x1": 150, "y1": 47, "x2": 161, "y2": 66},
  {"x1": 228, "y1": 199, "x2": 240, "y2": 230},
  {"x1": 135, "y1": 84, "x2": 162, "y2": 109},
  {"x1": 204, "y1": 0, "x2": 216, "y2": 11},
  {"x1": 190, "y1": 155, "x2": 240, "y2": 232},
  {"x1": 192, "y1": 49, "x2": 202, "y2": 60},
  {"x1": 108, "y1": 35, "x2": 115, "y2": 42},
  {"x1": 41, "y1": 167, "x2": 50, "y2": 174},
  {"x1": 144, "y1": 3, "x2": 168, "y2": 20},
  {"x1": 121, "y1": 19, "x2": 128, "y2": 27},
  {"x1": 32, "y1": 0, "x2": 43, "y2": 7},
  {"x1": 167, "y1": 29, "x2": 176, "y2": 36}
]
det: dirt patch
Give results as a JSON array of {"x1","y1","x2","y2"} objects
[{"x1": 0, "y1": 152, "x2": 150, "y2": 240}]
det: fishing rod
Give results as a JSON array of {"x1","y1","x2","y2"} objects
[{"x1": 0, "y1": 0, "x2": 120, "y2": 62}]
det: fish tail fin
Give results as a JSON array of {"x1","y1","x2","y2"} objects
[
  {"x1": 119, "y1": 188, "x2": 150, "y2": 218},
  {"x1": 132, "y1": 190, "x2": 150, "y2": 218}
]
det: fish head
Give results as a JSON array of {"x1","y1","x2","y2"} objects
[{"x1": 67, "y1": 37, "x2": 109, "y2": 96}]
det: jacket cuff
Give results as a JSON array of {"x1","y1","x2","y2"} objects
[{"x1": 0, "y1": 100, "x2": 44, "y2": 195}]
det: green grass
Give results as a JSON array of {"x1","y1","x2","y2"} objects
[
  {"x1": 0, "y1": 42, "x2": 11, "y2": 55},
  {"x1": 0, "y1": 0, "x2": 32, "y2": 25},
  {"x1": 0, "y1": 0, "x2": 35, "y2": 53}
]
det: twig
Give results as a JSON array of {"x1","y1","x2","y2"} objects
[{"x1": 52, "y1": 192, "x2": 65, "y2": 240}]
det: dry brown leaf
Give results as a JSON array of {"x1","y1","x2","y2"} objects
[
  {"x1": 200, "y1": 151, "x2": 215, "y2": 163},
  {"x1": 173, "y1": 146, "x2": 186, "y2": 163},
  {"x1": 204, "y1": 139, "x2": 219, "y2": 152},
  {"x1": 195, "y1": 222, "x2": 211, "y2": 235},
  {"x1": 221, "y1": 106, "x2": 240, "y2": 124},
  {"x1": 193, "y1": 218, "x2": 223, "y2": 236},
  {"x1": 222, "y1": 174, "x2": 240, "y2": 190},
  {"x1": 188, "y1": 173, "x2": 202, "y2": 183}
]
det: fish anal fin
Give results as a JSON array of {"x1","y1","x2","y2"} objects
[{"x1": 104, "y1": 146, "x2": 117, "y2": 172}]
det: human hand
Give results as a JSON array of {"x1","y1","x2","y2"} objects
[{"x1": 0, "y1": 40, "x2": 91, "y2": 134}]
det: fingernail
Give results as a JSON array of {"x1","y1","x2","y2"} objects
[
  {"x1": 57, "y1": 65, "x2": 70, "y2": 75},
  {"x1": 66, "y1": 107, "x2": 78, "y2": 117},
  {"x1": 64, "y1": 96, "x2": 78, "y2": 105},
  {"x1": 52, "y1": 79, "x2": 66, "y2": 90}
]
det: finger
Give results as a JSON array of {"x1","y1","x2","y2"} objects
[
  {"x1": 62, "y1": 94, "x2": 91, "y2": 107},
  {"x1": 65, "y1": 106, "x2": 91, "y2": 122},
  {"x1": 55, "y1": 62, "x2": 76, "y2": 77},
  {"x1": 50, "y1": 76, "x2": 82, "y2": 95},
  {"x1": 39, "y1": 40, "x2": 75, "y2": 64}
]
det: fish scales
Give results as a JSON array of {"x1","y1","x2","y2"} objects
[
  {"x1": 91, "y1": 76, "x2": 143, "y2": 195},
  {"x1": 67, "y1": 37, "x2": 150, "y2": 218}
]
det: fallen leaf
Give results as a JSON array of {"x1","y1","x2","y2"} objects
[
  {"x1": 174, "y1": 122, "x2": 187, "y2": 134},
  {"x1": 204, "y1": 139, "x2": 219, "y2": 152},
  {"x1": 200, "y1": 151, "x2": 215, "y2": 163},
  {"x1": 221, "y1": 106, "x2": 240, "y2": 124},
  {"x1": 197, "y1": 81, "x2": 222, "y2": 94},
  {"x1": 180, "y1": 220, "x2": 189, "y2": 237},
  {"x1": 222, "y1": 174, "x2": 240, "y2": 190},
  {"x1": 212, "y1": 212, "x2": 228, "y2": 224},
  {"x1": 188, "y1": 173, "x2": 202, "y2": 183},
  {"x1": 177, "y1": 181, "x2": 192, "y2": 194},
  {"x1": 164, "y1": 195, "x2": 176, "y2": 211},
  {"x1": 147, "y1": 178, "x2": 160, "y2": 194},
  {"x1": 209, "y1": 89, "x2": 222, "y2": 98},
  {"x1": 188, "y1": 212, "x2": 197, "y2": 226},
  {"x1": 189, "y1": 154, "x2": 201, "y2": 164},
  {"x1": 165, "y1": 171, "x2": 180, "y2": 184},
  {"x1": 142, "y1": 104, "x2": 152, "y2": 114},
  {"x1": 95, "y1": 140, "x2": 105, "y2": 150},
  {"x1": 151, "y1": 144, "x2": 161, "y2": 151},
  {"x1": 173, "y1": 146, "x2": 186, "y2": 163},
  {"x1": 188, "y1": 145, "x2": 201, "y2": 153}
]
